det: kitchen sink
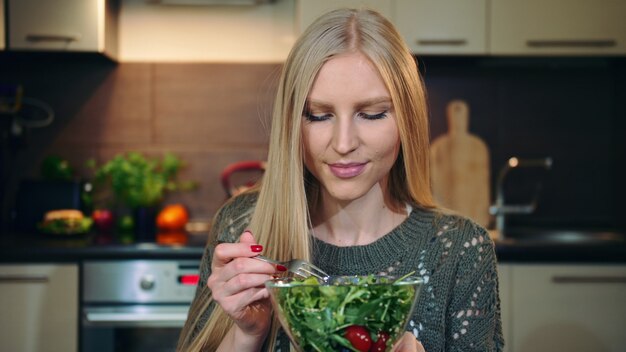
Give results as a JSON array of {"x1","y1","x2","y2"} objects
[{"x1": 502, "y1": 228, "x2": 626, "y2": 244}]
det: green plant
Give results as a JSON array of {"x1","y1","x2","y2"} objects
[{"x1": 87, "y1": 152, "x2": 196, "y2": 209}]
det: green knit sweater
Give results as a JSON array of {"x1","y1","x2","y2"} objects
[{"x1": 192, "y1": 194, "x2": 505, "y2": 352}]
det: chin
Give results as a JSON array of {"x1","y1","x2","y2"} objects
[{"x1": 324, "y1": 185, "x2": 374, "y2": 203}]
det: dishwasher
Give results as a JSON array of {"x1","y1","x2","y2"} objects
[{"x1": 81, "y1": 260, "x2": 200, "y2": 352}]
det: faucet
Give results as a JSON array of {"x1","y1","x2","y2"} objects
[{"x1": 489, "y1": 157, "x2": 553, "y2": 237}]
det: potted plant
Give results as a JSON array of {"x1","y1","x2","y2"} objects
[{"x1": 87, "y1": 152, "x2": 196, "y2": 241}]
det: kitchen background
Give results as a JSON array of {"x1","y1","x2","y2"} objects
[
  {"x1": 1, "y1": 1, "x2": 625, "y2": 352},
  {"x1": 1, "y1": 0, "x2": 624, "y2": 234}
]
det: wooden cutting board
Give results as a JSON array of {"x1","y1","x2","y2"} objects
[{"x1": 430, "y1": 100, "x2": 491, "y2": 227}]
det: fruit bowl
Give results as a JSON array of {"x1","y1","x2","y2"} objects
[{"x1": 265, "y1": 274, "x2": 423, "y2": 352}]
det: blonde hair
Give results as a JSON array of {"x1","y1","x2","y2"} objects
[{"x1": 177, "y1": 8, "x2": 434, "y2": 351}]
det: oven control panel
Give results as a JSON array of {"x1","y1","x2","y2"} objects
[{"x1": 83, "y1": 260, "x2": 201, "y2": 303}]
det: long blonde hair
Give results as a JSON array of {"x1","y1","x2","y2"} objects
[{"x1": 177, "y1": 8, "x2": 434, "y2": 351}]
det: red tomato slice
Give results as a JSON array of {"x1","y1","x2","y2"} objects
[{"x1": 344, "y1": 325, "x2": 372, "y2": 352}]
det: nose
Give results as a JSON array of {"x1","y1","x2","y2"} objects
[{"x1": 331, "y1": 116, "x2": 359, "y2": 154}]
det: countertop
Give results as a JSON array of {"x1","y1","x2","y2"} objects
[{"x1": 1, "y1": 230, "x2": 625, "y2": 264}]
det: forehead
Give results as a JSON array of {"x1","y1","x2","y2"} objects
[{"x1": 307, "y1": 52, "x2": 390, "y2": 101}]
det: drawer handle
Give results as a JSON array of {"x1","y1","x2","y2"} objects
[
  {"x1": 417, "y1": 39, "x2": 467, "y2": 46},
  {"x1": 526, "y1": 39, "x2": 616, "y2": 48},
  {"x1": 0, "y1": 275, "x2": 49, "y2": 284},
  {"x1": 26, "y1": 34, "x2": 81, "y2": 43},
  {"x1": 552, "y1": 276, "x2": 626, "y2": 284}
]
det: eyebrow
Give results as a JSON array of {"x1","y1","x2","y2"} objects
[{"x1": 306, "y1": 97, "x2": 392, "y2": 110}]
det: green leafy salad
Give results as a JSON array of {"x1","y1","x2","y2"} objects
[{"x1": 270, "y1": 274, "x2": 420, "y2": 352}]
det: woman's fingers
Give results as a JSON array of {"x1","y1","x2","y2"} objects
[
  {"x1": 216, "y1": 271, "x2": 273, "y2": 299},
  {"x1": 212, "y1": 236, "x2": 263, "y2": 268},
  {"x1": 392, "y1": 332, "x2": 425, "y2": 352},
  {"x1": 208, "y1": 230, "x2": 275, "y2": 302},
  {"x1": 220, "y1": 286, "x2": 271, "y2": 316}
]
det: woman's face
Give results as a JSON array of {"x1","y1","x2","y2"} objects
[{"x1": 302, "y1": 51, "x2": 401, "y2": 203}]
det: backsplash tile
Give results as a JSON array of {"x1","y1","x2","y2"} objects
[{"x1": 1, "y1": 55, "x2": 624, "y2": 232}]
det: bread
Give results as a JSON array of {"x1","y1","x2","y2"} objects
[{"x1": 44, "y1": 209, "x2": 84, "y2": 222}]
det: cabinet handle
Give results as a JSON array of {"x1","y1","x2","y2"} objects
[
  {"x1": 26, "y1": 34, "x2": 81, "y2": 43},
  {"x1": 417, "y1": 39, "x2": 467, "y2": 46},
  {"x1": 0, "y1": 275, "x2": 49, "y2": 284},
  {"x1": 552, "y1": 276, "x2": 626, "y2": 284},
  {"x1": 526, "y1": 39, "x2": 616, "y2": 48}
]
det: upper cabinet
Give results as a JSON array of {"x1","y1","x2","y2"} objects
[
  {"x1": 0, "y1": 0, "x2": 5, "y2": 50},
  {"x1": 394, "y1": 0, "x2": 487, "y2": 55},
  {"x1": 490, "y1": 0, "x2": 626, "y2": 56},
  {"x1": 297, "y1": 0, "x2": 625, "y2": 56},
  {"x1": 7, "y1": 0, "x2": 119, "y2": 59}
]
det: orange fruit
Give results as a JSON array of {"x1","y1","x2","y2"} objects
[{"x1": 156, "y1": 204, "x2": 189, "y2": 231}]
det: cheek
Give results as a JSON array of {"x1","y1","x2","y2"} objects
[
  {"x1": 301, "y1": 128, "x2": 322, "y2": 170},
  {"x1": 371, "y1": 126, "x2": 401, "y2": 162}
]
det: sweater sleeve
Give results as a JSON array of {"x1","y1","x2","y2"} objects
[
  {"x1": 185, "y1": 193, "x2": 257, "y2": 343},
  {"x1": 445, "y1": 221, "x2": 505, "y2": 352}
]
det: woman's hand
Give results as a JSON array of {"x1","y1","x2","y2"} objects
[
  {"x1": 208, "y1": 231, "x2": 277, "y2": 348},
  {"x1": 393, "y1": 332, "x2": 426, "y2": 352}
]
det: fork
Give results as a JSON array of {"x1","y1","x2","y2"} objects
[{"x1": 253, "y1": 255, "x2": 329, "y2": 281}]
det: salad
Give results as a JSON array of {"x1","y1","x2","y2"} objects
[{"x1": 268, "y1": 273, "x2": 421, "y2": 352}]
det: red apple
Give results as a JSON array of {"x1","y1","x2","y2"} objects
[{"x1": 92, "y1": 209, "x2": 114, "y2": 233}]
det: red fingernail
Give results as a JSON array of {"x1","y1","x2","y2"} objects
[
  {"x1": 276, "y1": 265, "x2": 287, "y2": 272},
  {"x1": 251, "y1": 245, "x2": 263, "y2": 253}
]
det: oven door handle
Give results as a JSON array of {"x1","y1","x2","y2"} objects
[{"x1": 83, "y1": 309, "x2": 189, "y2": 327}]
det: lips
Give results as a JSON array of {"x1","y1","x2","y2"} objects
[{"x1": 328, "y1": 162, "x2": 367, "y2": 178}]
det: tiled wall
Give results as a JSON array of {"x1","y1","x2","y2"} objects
[
  {"x1": 1, "y1": 54, "x2": 280, "y2": 221},
  {"x1": 1, "y1": 54, "x2": 625, "y2": 230}
]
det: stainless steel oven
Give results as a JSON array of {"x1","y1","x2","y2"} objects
[{"x1": 81, "y1": 260, "x2": 200, "y2": 352}]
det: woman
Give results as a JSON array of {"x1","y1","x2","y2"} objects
[{"x1": 178, "y1": 8, "x2": 504, "y2": 352}]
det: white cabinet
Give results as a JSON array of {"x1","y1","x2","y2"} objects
[
  {"x1": 393, "y1": 0, "x2": 487, "y2": 55},
  {"x1": 0, "y1": 0, "x2": 5, "y2": 50},
  {"x1": 490, "y1": 0, "x2": 626, "y2": 55},
  {"x1": 296, "y1": 0, "x2": 625, "y2": 56},
  {"x1": 7, "y1": 0, "x2": 118, "y2": 58},
  {"x1": 295, "y1": 0, "x2": 392, "y2": 34},
  {"x1": 501, "y1": 264, "x2": 626, "y2": 352},
  {"x1": 0, "y1": 264, "x2": 79, "y2": 352}
]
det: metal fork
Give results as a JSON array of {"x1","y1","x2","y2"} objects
[{"x1": 253, "y1": 255, "x2": 329, "y2": 281}]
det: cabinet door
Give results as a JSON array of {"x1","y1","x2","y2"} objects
[
  {"x1": 497, "y1": 264, "x2": 513, "y2": 352},
  {"x1": 8, "y1": 0, "x2": 101, "y2": 51},
  {"x1": 0, "y1": 0, "x2": 5, "y2": 50},
  {"x1": 394, "y1": 0, "x2": 487, "y2": 55},
  {"x1": 509, "y1": 264, "x2": 626, "y2": 352},
  {"x1": 0, "y1": 264, "x2": 78, "y2": 352},
  {"x1": 491, "y1": 0, "x2": 626, "y2": 55},
  {"x1": 295, "y1": 0, "x2": 392, "y2": 34}
]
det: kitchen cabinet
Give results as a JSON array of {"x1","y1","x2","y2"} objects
[
  {"x1": 0, "y1": 0, "x2": 5, "y2": 50},
  {"x1": 497, "y1": 265, "x2": 513, "y2": 352},
  {"x1": 295, "y1": 0, "x2": 392, "y2": 34},
  {"x1": 393, "y1": 0, "x2": 487, "y2": 55},
  {"x1": 490, "y1": 0, "x2": 626, "y2": 55},
  {"x1": 7, "y1": 0, "x2": 118, "y2": 58},
  {"x1": 0, "y1": 264, "x2": 79, "y2": 352},
  {"x1": 500, "y1": 264, "x2": 626, "y2": 352}
]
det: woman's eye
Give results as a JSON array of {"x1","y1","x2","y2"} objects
[
  {"x1": 359, "y1": 111, "x2": 388, "y2": 120},
  {"x1": 304, "y1": 111, "x2": 331, "y2": 122}
]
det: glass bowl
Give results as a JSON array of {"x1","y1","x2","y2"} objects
[{"x1": 265, "y1": 274, "x2": 423, "y2": 352}]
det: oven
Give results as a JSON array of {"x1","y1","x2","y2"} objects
[{"x1": 81, "y1": 260, "x2": 200, "y2": 352}]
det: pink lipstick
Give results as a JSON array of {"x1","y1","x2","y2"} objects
[{"x1": 329, "y1": 163, "x2": 366, "y2": 178}]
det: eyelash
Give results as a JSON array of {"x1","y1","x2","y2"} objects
[{"x1": 303, "y1": 110, "x2": 388, "y2": 122}]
